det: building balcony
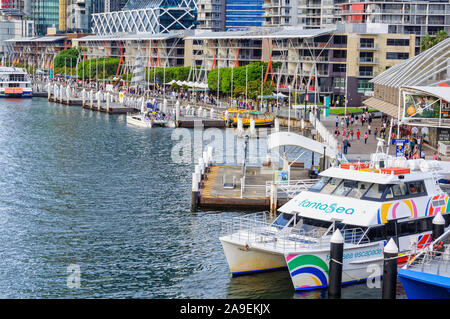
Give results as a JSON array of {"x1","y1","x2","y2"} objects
[
  {"x1": 358, "y1": 71, "x2": 373, "y2": 77},
  {"x1": 358, "y1": 43, "x2": 379, "y2": 50},
  {"x1": 359, "y1": 57, "x2": 379, "y2": 65}
]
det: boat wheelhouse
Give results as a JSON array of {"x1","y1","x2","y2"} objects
[
  {"x1": 220, "y1": 157, "x2": 450, "y2": 290},
  {"x1": 0, "y1": 67, "x2": 32, "y2": 98}
]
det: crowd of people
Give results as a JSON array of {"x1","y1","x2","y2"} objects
[{"x1": 334, "y1": 109, "x2": 433, "y2": 159}]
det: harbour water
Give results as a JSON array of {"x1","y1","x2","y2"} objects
[{"x1": 0, "y1": 98, "x2": 404, "y2": 298}]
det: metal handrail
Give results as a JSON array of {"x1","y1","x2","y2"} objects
[{"x1": 220, "y1": 213, "x2": 371, "y2": 252}]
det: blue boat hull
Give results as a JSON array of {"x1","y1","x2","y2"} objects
[{"x1": 398, "y1": 268, "x2": 450, "y2": 299}]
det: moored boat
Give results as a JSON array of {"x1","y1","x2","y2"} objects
[
  {"x1": 220, "y1": 156, "x2": 450, "y2": 291},
  {"x1": 221, "y1": 108, "x2": 274, "y2": 127},
  {"x1": 398, "y1": 227, "x2": 450, "y2": 299},
  {"x1": 0, "y1": 66, "x2": 33, "y2": 98}
]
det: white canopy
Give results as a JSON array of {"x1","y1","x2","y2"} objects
[
  {"x1": 403, "y1": 86, "x2": 450, "y2": 102},
  {"x1": 267, "y1": 131, "x2": 337, "y2": 159}
]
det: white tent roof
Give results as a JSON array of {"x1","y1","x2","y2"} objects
[
  {"x1": 402, "y1": 86, "x2": 450, "y2": 102},
  {"x1": 267, "y1": 131, "x2": 336, "y2": 159}
]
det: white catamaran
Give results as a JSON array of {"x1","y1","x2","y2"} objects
[
  {"x1": 0, "y1": 66, "x2": 32, "y2": 98},
  {"x1": 220, "y1": 156, "x2": 450, "y2": 291}
]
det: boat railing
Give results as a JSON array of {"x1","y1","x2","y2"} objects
[
  {"x1": 265, "y1": 179, "x2": 317, "y2": 198},
  {"x1": 405, "y1": 228, "x2": 450, "y2": 276},
  {"x1": 220, "y1": 212, "x2": 275, "y2": 240},
  {"x1": 221, "y1": 213, "x2": 370, "y2": 252}
]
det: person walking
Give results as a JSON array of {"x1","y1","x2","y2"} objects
[
  {"x1": 343, "y1": 138, "x2": 350, "y2": 155},
  {"x1": 364, "y1": 131, "x2": 368, "y2": 144},
  {"x1": 350, "y1": 129, "x2": 354, "y2": 140},
  {"x1": 335, "y1": 116, "x2": 339, "y2": 128},
  {"x1": 356, "y1": 128, "x2": 361, "y2": 140}
]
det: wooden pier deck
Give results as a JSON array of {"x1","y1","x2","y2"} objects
[{"x1": 197, "y1": 165, "x2": 311, "y2": 210}]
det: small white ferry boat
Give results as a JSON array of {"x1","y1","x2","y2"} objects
[
  {"x1": 0, "y1": 66, "x2": 32, "y2": 98},
  {"x1": 220, "y1": 156, "x2": 450, "y2": 290},
  {"x1": 126, "y1": 110, "x2": 175, "y2": 128},
  {"x1": 126, "y1": 113, "x2": 153, "y2": 128}
]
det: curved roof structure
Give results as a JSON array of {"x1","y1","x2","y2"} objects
[
  {"x1": 267, "y1": 131, "x2": 337, "y2": 159},
  {"x1": 371, "y1": 37, "x2": 450, "y2": 88}
]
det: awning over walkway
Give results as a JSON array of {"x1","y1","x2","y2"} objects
[{"x1": 363, "y1": 97, "x2": 399, "y2": 118}]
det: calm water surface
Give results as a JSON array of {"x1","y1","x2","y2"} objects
[{"x1": 0, "y1": 98, "x2": 403, "y2": 298}]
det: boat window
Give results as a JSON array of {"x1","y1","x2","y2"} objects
[
  {"x1": 406, "y1": 181, "x2": 426, "y2": 196},
  {"x1": 332, "y1": 180, "x2": 372, "y2": 199},
  {"x1": 272, "y1": 212, "x2": 294, "y2": 229},
  {"x1": 294, "y1": 217, "x2": 332, "y2": 234},
  {"x1": 332, "y1": 180, "x2": 355, "y2": 196},
  {"x1": 309, "y1": 176, "x2": 330, "y2": 192},
  {"x1": 347, "y1": 181, "x2": 372, "y2": 199},
  {"x1": 362, "y1": 183, "x2": 389, "y2": 200},
  {"x1": 398, "y1": 220, "x2": 417, "y2": 237},
  {"x1": 391, "y1": 184, "x2": 408, "y2": 197},
  {"x1": 320, "y1": 178, "x2": 343, "y2": 194}
]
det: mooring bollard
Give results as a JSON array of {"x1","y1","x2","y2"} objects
[
  {"x1": 191, "y1": 172, "x2": 199, "y2": 211},
  {"x1": 207, "y1": 146, "x2": 213, "y2": 167},
  {"x1": 328, "y1": 229, "x2": 344, "y2": 299},
  {"x1": 106, "y1": 92, "x2": 110, "y2": 113},
  {"x1": 274, "y1": 118, "x2": 280, "y2": 132},
  {"x1": 66, "y1": 86, "x2": 71, "y2": 105},
  {"x1": 382, "y1": 238, "x2": 398, "y2": 299},
  {"x1": 90, "y1": 91, "x2": 94, "y2": 109},
  {"x1": 432, "y1": 212, "x2": 445, "y2": 240}
]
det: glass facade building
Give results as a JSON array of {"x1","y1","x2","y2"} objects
[
  {"x1": 31, "y1": 0, "x2": 59, "y2": 35},
  {"x1": 91, "y1": 0, "x2": 197, "y2": 35},
  {"x1": 225, "y1": 0, "x2": 264, "y2": 30}
]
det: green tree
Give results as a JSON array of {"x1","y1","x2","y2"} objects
[
  {"x1": 76, "y1": 57, "x2": 120, "y2": 80},
  {"x1": 54, "y1": 48, "x2": 80, "y2": 69},
  {"x1": 420, "y1": 30, "x2": 448, "y2": 51}
]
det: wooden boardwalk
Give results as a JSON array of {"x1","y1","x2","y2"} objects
[{"x1": 198, "y1": 165, "x2": 310, "y2": 210}]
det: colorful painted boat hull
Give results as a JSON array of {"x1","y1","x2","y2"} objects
[{"x1": 286, "y1": 243, "x2": 385, "y2": 291}]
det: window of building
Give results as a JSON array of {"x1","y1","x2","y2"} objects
[
  {"x1": 333, "y1": 50, "x2": 346, "y2": 59},
  {"x1": 386, "y1": 52, "x2": 409, "y2": 60},
  {"x1": 360, "y1": 38, "x2": 374, "y2": 48},
  {"x1": 332, "y1": 64, "x2": 346, "y2": 73},
  {"x1": 359, "y1": 66, "x2": 373, "y2": 76},
  {"x1": 333, "y1": 77, "x2": 346, "y2": 89},
  {"x1": 334, "y1": 35, "x2": 347, "y2": 45},
  {"x1": 357, "y1": 79, "x2": 373, "y2": 93},
  {"x1": 387, "y1": 38, "x2": 410, "y2": 46}
]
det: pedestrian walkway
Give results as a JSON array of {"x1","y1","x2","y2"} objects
[{"x1": 321, "y1": 115, "x2": 439, "y2": 160}]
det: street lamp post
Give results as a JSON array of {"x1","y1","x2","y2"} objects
[{"x1": 288, "y1": 85, "x2": 292, "y2": 132}]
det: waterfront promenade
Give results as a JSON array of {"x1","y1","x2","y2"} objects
[{"x1": 34, "y1": 78, "x2": 448, "y2": 162}]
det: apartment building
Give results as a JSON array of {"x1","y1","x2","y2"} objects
[
  {"x1": 263, "y1": 0, "x2": 342, "y2": 28},
  {"x1": 197, "y1": 0, "x2": 226, "y2": 31},
  {"x1": 187, "y1": 24, "x2": 415, "y2": 107},
  {"x1": 338, "y1": 0, "x2": 450, "y2": 54}
]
